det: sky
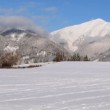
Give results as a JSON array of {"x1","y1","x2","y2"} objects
[{"x1": 0, "y1": 0, "x2": 110, "y2": 32}]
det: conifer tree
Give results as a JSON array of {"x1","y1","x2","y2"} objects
[{"x1": 83, "y1": 55, "x2": 89, "y2": 61}]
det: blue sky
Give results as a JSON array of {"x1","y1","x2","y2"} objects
[{"x1": 0, "y1": 0, "x2": 110, "y2": 31}]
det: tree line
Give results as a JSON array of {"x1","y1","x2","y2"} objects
[
  {"x1": 0, "y1": 51, "x2": 90, "y2": 68},
  {"x1": 53, "y1": 52, "x2": 90, "y2": 62}
]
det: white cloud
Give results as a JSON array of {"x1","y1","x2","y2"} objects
[
  {"x1": 44, "y1": 7, "x2": 58, "y2": 14},
  {"x1": 0, "y1": 16, "x2": 49, "y2": 37},
  {"x1": 0, "y1": 16, "x2": 34, "y2": 28},
  {"x1": 32, "y1": 15, "x2": 49, "y2": 25},
  {"x1": 0, "y1": 1, "x2": 59, "y2": 31},
  {"x1": 0, "y1": 1, "x2": 41, "y2": 16},
  {"x1": 0, "y1": 8, "x2": 26, "y2": 15}
]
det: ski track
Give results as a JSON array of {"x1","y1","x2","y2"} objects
[{"x1": 0, "y1": 62, "x2": 110, "y2": 110}]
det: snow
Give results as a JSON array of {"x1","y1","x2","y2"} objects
[
  {"x1": 11, "y1": 33, "x2": 16, "y2": 41},
  {"x1": 37, "y1": 51, "x2": 47, "y2": 57},
  {"x1": 51, "y1": 18, "x2": 110, "y2": 52},
  {"x1": 72, "y1": 46, "x2": 78, "y2": 52},
  {"x1": 10, "y1": 33, "x2": 26, "y2": 42},
  {"x1": 0, "y1": 62, "x2": 110, "y2": 110},
  {"x1": 4, "y1": 45, "x2": 19, "y2": 52},
  {"x1": 23, "y1": 56, "x2": 30, "y2": 60},
  {"x1": 13, "y1": 62, "x2": 54, "y2": 68},
  {"x1": 17, "y1": 33, "x2": 26, "y2": 41}
]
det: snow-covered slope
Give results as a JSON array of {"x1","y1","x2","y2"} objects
[
  {"x1": 51, "y1": 19, "x2": 110, "y2": 60},
  {"x1": 0, "y1": 28, "x2": 69, "y2": 64},
  {"x1": 0, "y1": 62, "x2": 110, "y2": 110}
]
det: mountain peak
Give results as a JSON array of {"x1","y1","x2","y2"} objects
[
  {"x1": 89, "y1": 18, "x2": 106, "y2": 24},
  {"x1": 51, "y1": 18, "x2": 110, "y2": 54}
]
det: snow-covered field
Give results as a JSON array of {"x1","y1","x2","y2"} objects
[{"x1": 0, "y1": 62, "x2": 110, "y2": 110}]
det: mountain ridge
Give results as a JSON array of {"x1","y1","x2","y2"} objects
[
  {"x1": 0, "y1": 28, "x2": 69, "y2": 64},
  {"x1": 51, "y1": 18, "x2": 110, "y2": 61}
]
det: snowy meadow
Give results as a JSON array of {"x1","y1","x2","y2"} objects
[{"x1": 0, "y1": 62, "x2": 110, "y2": 110}]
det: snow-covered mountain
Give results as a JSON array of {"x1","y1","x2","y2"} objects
[
  {"x1": 1, "y1": 18, "x2": 110, "y2": 62},
  {"x1": 0, "y1": 28, "x2": 69, "y2": 64},
  {"x1": 51, "y1": 19, "x2": 110, "y2": 61}
]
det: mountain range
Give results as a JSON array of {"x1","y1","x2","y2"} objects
[{"x1": 0, "y1": 18, "x2": 110, "y2": 63}]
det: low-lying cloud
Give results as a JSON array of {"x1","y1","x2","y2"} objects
[{"x1": 0, "y1": 16, "x2": 49, "y2": 37}]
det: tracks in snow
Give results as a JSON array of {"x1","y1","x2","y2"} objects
[{"x1": 0, "y1": 77, "x2": 110, "y2": 110}]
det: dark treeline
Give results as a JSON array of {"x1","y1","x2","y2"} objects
[
  {"x1": 68, "y1": 53, "x2": 90, "y2": 61},
  {"x1": 53, "y1": 52, "x2": 90, "y2": 62},
  {"x1": 0, "y1": 51, "x2": 90, "y2": 68}
]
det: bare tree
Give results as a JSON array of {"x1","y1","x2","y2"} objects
[{"x1": 0, "y1": 52, "x2": 20, "y2": 68}]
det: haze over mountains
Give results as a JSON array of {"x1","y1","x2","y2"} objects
[
  {"x1": 51, "y1": 19, "x2": 110, "y2": 61},
  {"x1": 0, "y1": 17, "x2": 110, "y2": 63}
]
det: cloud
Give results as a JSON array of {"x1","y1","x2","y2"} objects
[
  {"x1": 44, "y1": 7, "x2": 58, "y2": 14},
  {"x1": 0, "y1": 8, "x2": 26, "y2": 16},
  {"x1": 0, "y1": 16, "x2": 34, "y2": 29},
  {"x1": 0, "y1": 16, "x2": 49, "y2": 37},
  {"x1": 0, "y1": 1, "x2": 41, "y2": 16},
  {"x1": 32, "y1": 15, "x2": 49, "y2": 25},
  {"x1": 0, "y1": 1, "x2": 59, "y2": 31},
  {"x1": 25, "y1": 1, "x2": 42, "y2": 8}
]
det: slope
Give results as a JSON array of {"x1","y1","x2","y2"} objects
[
  {"x1": 0, "y1": 28, "x2": 69, "y2": 64},
  {"x1": 51, "y1": 19, "x2": 110, "y2": 60}
]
